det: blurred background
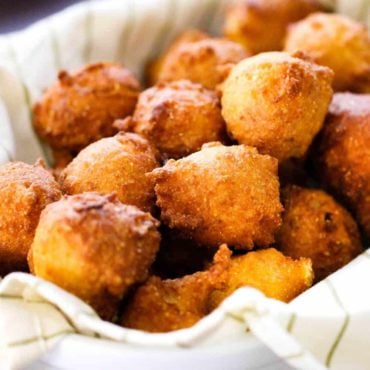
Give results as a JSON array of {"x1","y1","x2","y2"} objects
[{"x1": 0, "y1": 0, "x2": 80, "y2": 33}]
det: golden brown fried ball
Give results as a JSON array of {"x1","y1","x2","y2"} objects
[
  {"x1": 221, "y1": 52, "x2": 333, "y2": 161},
  {"x1": 223, "y1": 0, "x2": 323, "y2": 54},
  {"x1": 122, "y1": 245, "x2": 312, "y2": 332},
  {"x1": 151, "y1": 142, "x2": 283, "y2": 249},
  {"x1": 0, "y1": 160, "x2": 62, "y2": 276},
  {"x1": 210, "y1": 247, "x2": 314, "y2": 308},
  {"x1": 121, "y1": 244, "x2": 230, "y2": 332},
  {"x1": 147, "y1": 29, "x2": 209, "y2": 86},
  {"x1": 33, "y1": 62, "x2": 141, "y2": 154},
  {"x1": 277, "y1": 186, "x2": 362, "y2": 282},
  {"x1": 313, "y1": 93, "x2": 370, "y2": 238},
  {"x1": 117, "y1": 80, "x2": 225, "y2": 159},
  {"x1": 29, "y1": 192, "x2": 160, "y2": 321},
  {"x1": 155, "y1": 37, "x2": 249, "y2": 89},
  {"x1": 284, "y1": 13, "x2": 370, "y2": 92},
  {"x1": 59, "y1": 132, "x2": 159, "y2": 212}
]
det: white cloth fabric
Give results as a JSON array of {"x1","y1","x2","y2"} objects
[{"x1": 0, "y1": 0, "x2": 369, "y2": 369}]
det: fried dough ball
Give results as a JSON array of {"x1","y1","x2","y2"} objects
[
  {"x1": 156, "y1": 37, "x2": 249, "y2": 89},
  {"x1": 221, "y1": 52, "x2": 333, "y2": 161},
  {"x1": 0, "y1": 160, "x2": 62, "y2": 276},
  {"x1": 121, "y1": 245, "x2": 230, "y2": 332},
  {"x1": 210, "y1": 248, "x2": 314, "y2": 308},
  {"x1": 223, "y1": 0, "x2": 323, "y2": 54},
  {"x1": 284, "y1": 13, "x2": 370, "y2": 92},
  {"x1": 29, "y1": 193, "x2": 160, "y2": 321},
  {"x1": 117, "y1": 80, "x2": 225, "y2": 159},
  {"x1": 33, "y1": 62, "x2": 141, "y2": 154},
  {"x1": 151, "y1": 143, "x2": 283, "y2": 249},
  {"x1": 59, "y1": 133, "x2": 159, "y2": 212},
  {"x1": 147, "y1": 29, "x2": 209, "y2": 86},
  {"x1": 313, "y1": 93, "x2": 370, "y2": 237},
  {"x1": 277, "y1": 186, "x2": 362, "y2": 282}
]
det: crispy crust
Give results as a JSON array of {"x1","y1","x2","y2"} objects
[
  {"x1": 157, "y1": 38, "x2": 249, "y2": 89},
  {"x1": 313, "y1": 93, "x2": 370, "y2": 237},
  {"x1": 0, "y1": 161, "x2": 62, "y2": 275},
  {"x1": 210, "y1": 248, "x2": 314, "y2": 308},
  {"x1": 151, "y1": 143, "x2": 283, "y2": 249},
  {"x1": 285, "y1": 13, "x2": 370, "y2": 92},
  {"x1": 277, "y1": 186, "x2": 363, "y2": 281},
  {"x1": 33, "y1": 62, "x2": 141, "y2": 151},
  {"x1": 221, "y1": 51, "x2": 333, "y2": 161},
  {"x1": 122, "y1": 246, "x2": 313, "y2": 332},
  {"x1": 59, "y1": 132, "x2": 159, "y2": 212},
  {"x1": 147, "y1": 29, "x2": 209, "y2": 86},
  {"x1": 125, "y1": 80, "x2": 226, "y2": 159},
  {"x1": 121, "y1": 245, "x2": 231, "y2": 332},
  {"x1": 29, "y1": 192, "x2": 160, "y2": 320}
]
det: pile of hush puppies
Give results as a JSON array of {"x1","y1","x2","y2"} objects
[{"x1": 0, "y1": 0, "x2": 369, "y2": 333}]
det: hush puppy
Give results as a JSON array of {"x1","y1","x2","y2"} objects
[
  {"x1": 33, "y1": 62, "x2": 141, "y2": 154},
  {"x1": 0, "y1": 160, "x2": 62, "y2": 276},
  {"x1": 118, "y1": 80, "x2": 225, "y2": 159},
  {"x1": 223, "y1": 0, "x2": 323, "y2": 54},
  {"x1": 121, "y1": 244, "x2": 231, "y2": 332},
  {"x1": 313, "y1": 93, "x2": 370, "y2": 238},
  {"x1": 285, "y1": 13, "x2": 370, "y2": 92},
  {"x1": 122, "y1": 245, "x2": 313, "y2": 332},
  {"x1": 221, "y1": 52, "x2": 333, "y2": 161},
  {"x1": 151, "y1": 142, "x2": 283, "y2": 249},
  {"x1": 59, "y1": 132, "x2": 159, "y2": 212},
  {"x1": 156, "y1": 37, "x2": 249, "y2": 89},
  {"x1": 277, "y1": 186, "x2": 362, "y2": 282},
  {"x1": 29, "y1": 192, "x2": 160, "y2": 320},
  {"x1": 210, "y1": 247, "x2": 314, "y2": 309},
  {"x1": 147, "y1": 29, "x2": 209, "y2": 85}
]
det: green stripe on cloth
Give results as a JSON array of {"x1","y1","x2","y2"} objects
[
  {"x1": 198, "y1": 0, "x2": 220, "y2": 31},
  {"x1": 148, "y1": 0, "x2": 177, "y2": 61},
  {"x1": 0, "y1": 143, "x2": 13, "y2": 161},
  {"x1": 83, "y1": 0, "x2": 94, "y2": 62},
  {"x1": 114, "y1": 0, "x2": 136, "y2": 62},
  {"x1": 6, "y1": 41, "x2": 51, "y2": 164},
  {"x1": 325, "y1": 279, "x2": 350, "y2": 367},
  {"x1": 49, "y1": 21, "x2": 62, "y2": 71},
  {"x1": 286, "y1": 313, "x2": 297, "y2": 332},
  {"x1": 7, "y1": 329, "x2": 74, "y2": 348}
]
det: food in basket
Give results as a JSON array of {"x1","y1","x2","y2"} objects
[
  {"x1": 117, "y1": 80, "x2": 225, "y2": 159},
  {"x1": 59, "y1": 132, "x2": 159, "y2": 212},
  {"x1": 122, "y1": 246, "x2": 313, "y2": 332},
  {"x1": 121, "y1": 244, "x2": 230, "y2": 333},
  {"x1": 33, "y1": 62, "x2": 141, "y2": 157},
  {"x1": 223, "y1": 0, "x2": 323, "y2": 54},
  {"x1": 277, "y1": 185, "x2": 363, "y2": 281},
  {"x1": 28, "y1": 192, "x2": 160, "y2": 320},
  {"x1": 153, "y1": 36, "x2": 249, "y2": 89},
  {"x1": 285, "y1": 13, "x2": 370, "y2": 92},
  {"x1": 0, "y1": 0, "x2": 366, "y2": 333},
  {"x1": 312, "y1": 93, "x2": 370, "y2": 238},
  {"x1": 0, "y1": 160, "x2": 62, "y2": 276},
  {"x1": 151, "y1": 142, "x2": 283, "y2": 249},
  {"x1": 221, "y1": 51, "x2": 334, "y2": 161}
]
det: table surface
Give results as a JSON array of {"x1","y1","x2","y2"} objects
[{"x1": 0, "y1": 0, "x2": 81, "y2": 34}]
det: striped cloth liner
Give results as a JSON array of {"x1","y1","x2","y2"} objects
[{"x1": 0, "y1": 0, "x2": 369, "y2": 369}]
